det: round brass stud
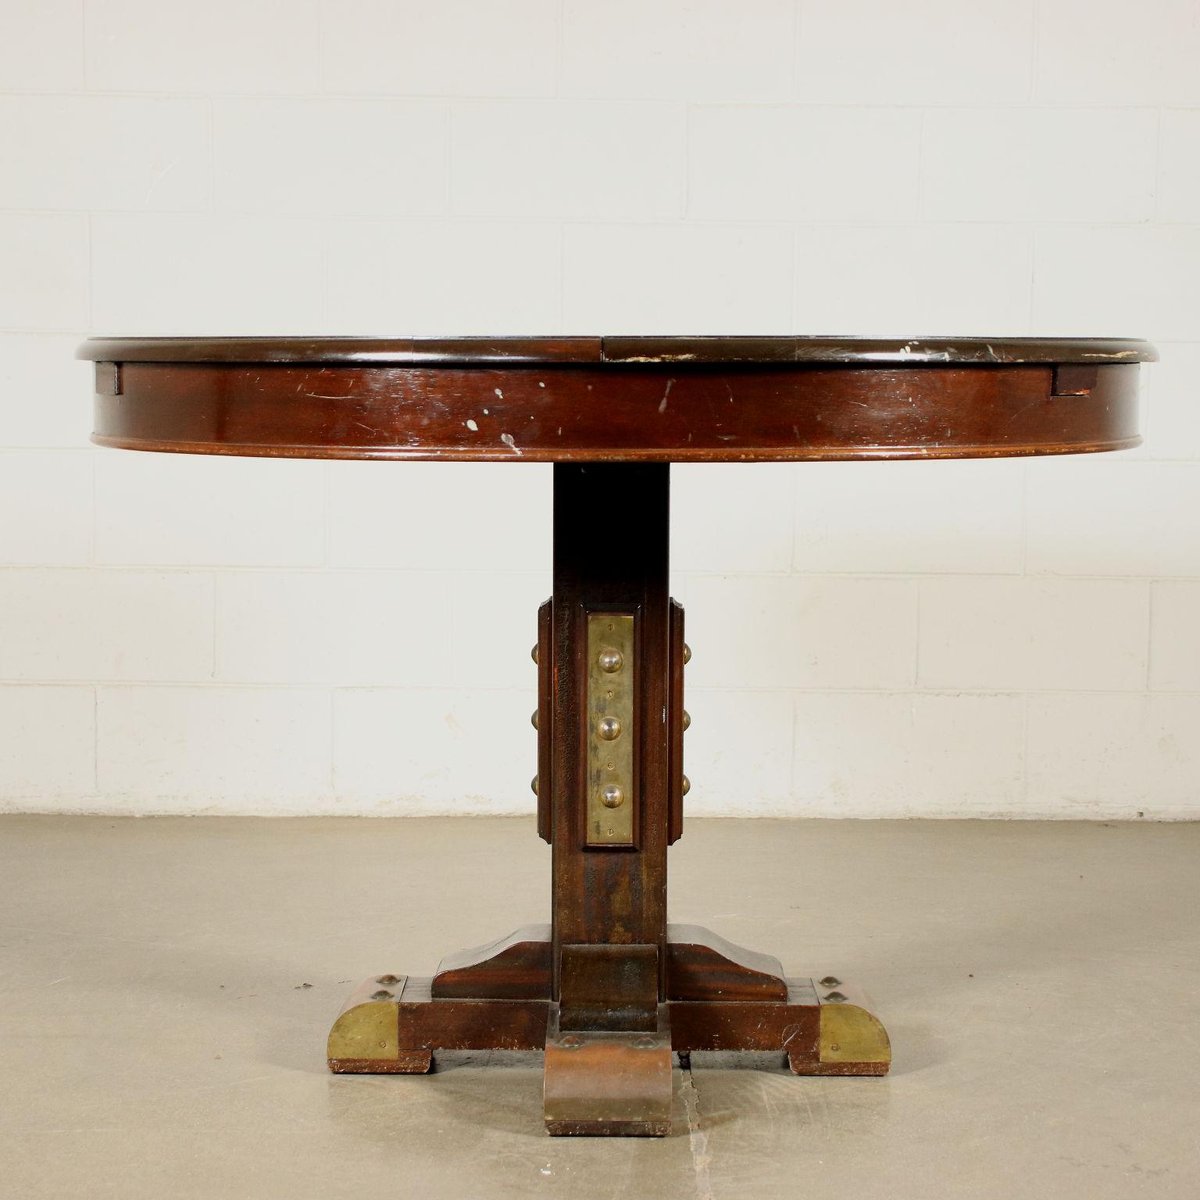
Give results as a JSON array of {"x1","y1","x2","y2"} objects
[
  {"x1": 682, "y1": 710, "x2": 691, "y2": 731},
  {"x1": 683, "y1": 643, "x2": 692, "y2": 665},
  {"x1": 531, "y1": 709, "x2": 539, "y2": 730},
  {"x1": 598, "y1": 647, "x2": 623, "y2": 673},
  {"x1": 598, "y1": 716, "x2": 622, "y2": 741},
  {"x1": 530, "y1": 774, "x2": 539, "y2": 795},
  {"x1": 531, "y1": 643, "x2": 539, "y2": 664},
  {"x1": 682, "y1": 775, "x2": 691, "y2": 796},
  {"x1": 600, "y1": 784, "x2": 624, "y2": 809}
]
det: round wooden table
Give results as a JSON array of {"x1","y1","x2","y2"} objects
[{"x1": 79, "y1": 334, "x2": 1156, "y2": 1136}]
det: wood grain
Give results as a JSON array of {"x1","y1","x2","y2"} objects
[{"x1": 89, "y1": 360, "x2": 1144, "y2": 462}]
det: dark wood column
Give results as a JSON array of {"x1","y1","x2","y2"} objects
[{"x1": 548, "y1": 463, "x2": 671, "y2": 1027}]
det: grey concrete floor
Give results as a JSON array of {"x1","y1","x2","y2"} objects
[{"x1": 0, "y1": 815, "x2": 1197, "y2": 1199}]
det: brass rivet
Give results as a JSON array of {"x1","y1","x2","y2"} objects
[
  {"x1": 600, "y1": 784, "x2": 624, "y2": 809},
  {"x1": 598, "y1": 647, "x2": 623, "y2": 673},
  {"x1": 531, "y1": 643, "x2": 539, "y2": 664},
  {"x1": 682, "y1": 775, "x2": 691, "y2": 796},
  {"x1": 633, "y1": 1036, "x2": 657, "y2": 1050},
  {"x1": 682, "y1": 643, "x2": 692, "y2": 665},
  {"x1": 824, "y1": 991, "x2": 847, "y2": 1003},
  {"x1": 531, "y1": 774, "x2": 539, "y2": 796},
  {"x1": 376, "y1": 974, "x2": 400, "y2": 986},
  {"x1": 598, "y1": 716, "x2": 622, "y2": 740},
  {"x1": 370, "y1": 990, "x2": 393, "y2": 1001},
  {"x1": 819, "y1": 976, "x2": 841, "y2": 989},
  {"x1": 560, "y1": 1035, "x2": 583, "y2": 1050},
  {"x1": 531, "y1": 709, "x2": 539, "y2": 730},
  {"x1": 682, "y1": 710, "x2": 691, "y2": 731}
]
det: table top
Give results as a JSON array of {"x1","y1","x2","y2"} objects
[
  {"x1": 80, "y1": 335, "x2": 1155, "y2": 463},
  {"x1": 79, "y1": 334, "x2": 1156, "y2": 367}
]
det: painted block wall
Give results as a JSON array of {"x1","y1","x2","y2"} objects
[{"x1": 1, "y1": 0, "x2": 1198, "y2": 818}]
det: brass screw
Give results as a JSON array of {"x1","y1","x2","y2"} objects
[
  {"x1": 598, "y1": 647, "x2": 623, "y2": 673},
  {"x1": 682, "y1": 775, "x2": 691, "y2": 796},
  {"x1": 600, "y1": 784, "x2": 624, "y2": 809},
  {"x1": 682, "y1": 643, "x2": 692, "y2": 665},
  {"x1": 531, "y1": 775, "x2": 539, "y2": 796}
]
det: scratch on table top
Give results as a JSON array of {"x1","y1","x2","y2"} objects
[
  {"x1": 659, "y1": 378, "x2": 674, "y2": 414},
  {"x1": 619, "y1": 354, "x2": 699, "y2": 363}
]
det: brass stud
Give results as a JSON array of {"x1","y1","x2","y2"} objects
[
  {"x1": 681, "y1": 775, "x2": 691, "y2": 796},
  {"x1": 819, "y1": 975, "x2": 842, "y2": 989},
  {"x1": 531, "y1": 709, "x2": 539, "y2": 730},
  {"x1": 682, "y1": 643, "x2": 692, "y2": 665},
  {"x1": 531, "y1": 643, "x2": 539, "y2": 664},
  {"x1": 370, "y1": 990, "x2": 393, "y2": 1001},
  {"x1": 376, "y1": 974, "x2": 400, "y2": 986},
  {"x1": 598, "y1": 716, "x2": 622, "y2": 741},
  {"x1": 598, "y1": 647, "x2": 623, "y2": 673},
  {"x1": 682, "y1": 710, "x2": 691, "y2": 731},
  {"x1": 824, "y1": 991, "x2": 848, "y2": 1003},
  {"x1": 531, "y1": 774, "x2": 539, "y2": 796},
  {"x1": 600, "y1": 784, "x2": 624, "y2": 809}
]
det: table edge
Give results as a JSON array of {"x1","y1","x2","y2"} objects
[{"x1": 75, "y1": 335, "x2": 1159, "y2": 367}]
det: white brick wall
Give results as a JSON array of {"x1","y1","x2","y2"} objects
[{"x1": 1, "y1": 1, "x2": 1196, "y2": 819}]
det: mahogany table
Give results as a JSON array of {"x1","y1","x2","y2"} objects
[{"x1": 79, "y1": 334, "x2": 1155, "y2": 1136}]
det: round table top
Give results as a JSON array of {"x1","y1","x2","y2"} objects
[
  {"x1": 79, "y1": 334, "x2": 1156, "y2": 367},
  {"x1": 79, "y1": 334, "x2": 1155, "y2": 463}
]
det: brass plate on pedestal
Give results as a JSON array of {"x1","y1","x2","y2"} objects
[{"x1": 586, "y1": 612, "x2": 635, "y2": 847}]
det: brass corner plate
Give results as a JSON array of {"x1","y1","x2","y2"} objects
[
  {"x1": 327, "y1": 980, "x2": 401, "y2": 1064},
  {"x1": 585, "y1": 612, "x2": 636, "y2": 847},
  {"x1": 816, "y1": 989, "x2": 891, "y2": 1075}
]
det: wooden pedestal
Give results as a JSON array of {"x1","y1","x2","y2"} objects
[{"x1": 327, "y1": 464, "x2": 890, "y2": 1135}]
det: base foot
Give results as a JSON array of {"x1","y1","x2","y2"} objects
[
  {"x1": 326, "y1": 928, "x2": 891, "y2": 1131},
  {"x1": 327, "y1": 971, "x2": 889, "y2": 1080},
  {"x1": 670, "y1": 976, "x2": 891, "y2": 1075},
  {"x1": 326, "y1": 973, "x2": 549, "y2": 1073},
  {"x1": 543, "y1": 1005, "x2": 673, "y2": 1136}
]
